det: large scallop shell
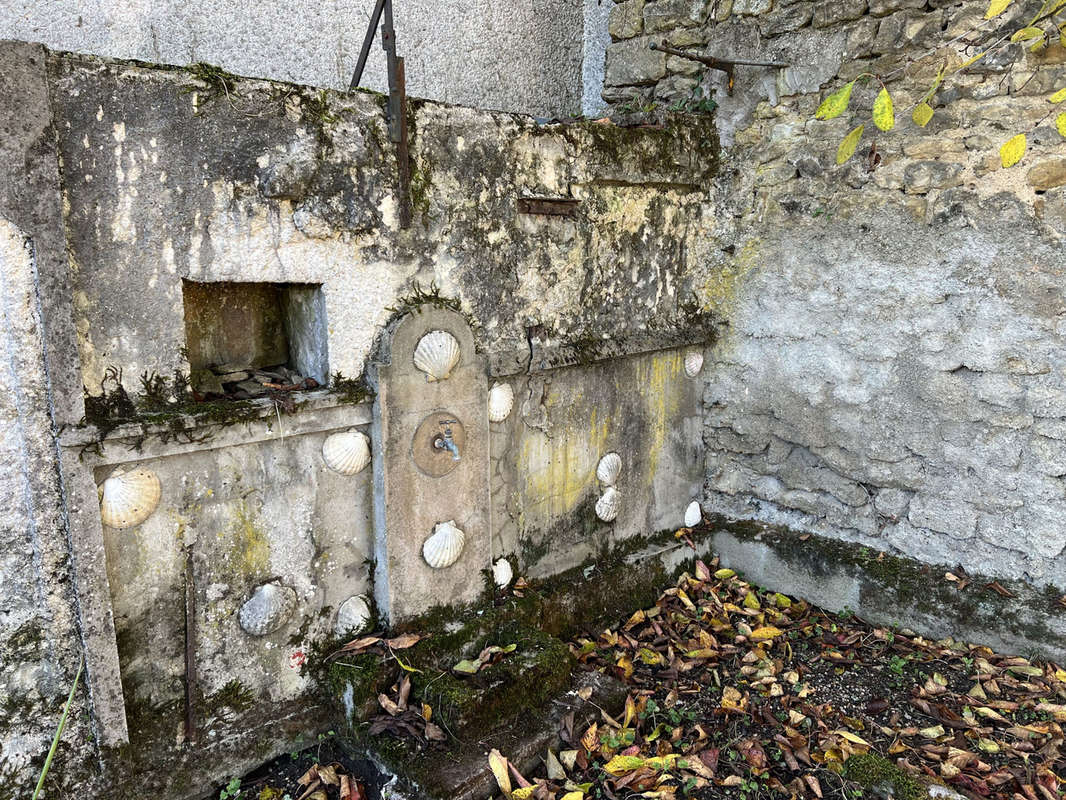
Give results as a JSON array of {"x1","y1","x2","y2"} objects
[
  {"x1": 413, "y1": 330, "x2": 461, "y2": 382},
  {"x1": 488, "y1": 382, "x2": 514, "y2": 423},
  {"x1": 422, "y1": 520, "x2": 466, "y2": 569},
  {"x1": 322, "y1": 429, "x2": 371, "y2": 475},
  {"x1": 492, "y1": 557, "x2": 514, "y2": 588},
  {"x1": 238, "y1": 582, "x2": 297, "y2": 636},
  {"x1": 595, "y1": 487, "x2": 620, "y2": 523},
  {"x1": 98, "y1": 467, "x2": 162, "y2": 529},
  {"x1": 684, "y1": 351, "x2": 704, "y2": 378},
  {"x1": 335, "y1": 594, "x2": 372, "y2": 636},
  {"x1": 684, "y1": 500, "x2": 702, "y2": 528},
  {"x1": 596, "y1": 452, "x2": 621, "y2": 486}
]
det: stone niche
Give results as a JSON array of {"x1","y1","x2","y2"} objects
[{"x1": 182, "y1": 280, "x2": 329, "y2": 392}]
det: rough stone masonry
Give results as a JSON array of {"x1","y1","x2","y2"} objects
[{"x1": 601, "y1": 0, "x2": 1066, "y2": 588}]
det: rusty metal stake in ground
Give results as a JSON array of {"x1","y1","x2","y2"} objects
[
  {"x1": 649, "y1": 41, "x2": 788, "y2": 95},
  {"x1": 349, "y1": 0, "x2": 412, "y2": 228}
]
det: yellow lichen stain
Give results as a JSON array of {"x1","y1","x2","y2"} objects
[
  {"x1": 518, "y1": 399, "x2": 610, "y2": 526},
  {"x1": 226, "y1": 499, "x2": 271, "y2": 576},
  {"x1": 594, "y1": 187, "x2": 656, "y2": 233},
  {"x1": 698, "y1": 237, "x2": 761, "y2": 318},
  {"x1": 638, "y1": 351, "x2": 684, "y2": 482},
  {"x1": 517, "y1": 350, "x2": 684, "y2": 529}
]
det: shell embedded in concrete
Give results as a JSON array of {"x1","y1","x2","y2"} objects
[
  {"x1": 492, "y1": 557, "x2": 514, "y2": 588},
  {"x1": 596, "y1": 452, "x2": 621, "y2": 486},
  {"x1": 422, "y1": 520, "x2": 466, "y2": 568},
  {"x1": 322, "y1": 429, "x2": 371, "y2": 475},
  {"x1": 684, "y1": 350, "x2": 704, "y2": 378},
  {"x1": 98, "y1": 467, "x2": 162, "y2": 529},
  {"x1": 238, "y1": 582, "x2": 297, "y2": 636},
  {"x1": 684, "y1": 500, "x2": 702, "y2": 528},
  {"x1": 488, "y1": 382, "x2": 514, "y2": 423},
  {"x1": 596, "y1": 487, "x2": 620, "y2": 523},
  {"x1": 335, "y1": 594, "x2": 372, "y2": 636},
  {"x1": 413, "y1": 329, "x2": 461, "y2": 382}
]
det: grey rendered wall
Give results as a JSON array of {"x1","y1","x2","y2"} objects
[{"x1": 0, "y1": 0, "x2": 593, "y2": 117}]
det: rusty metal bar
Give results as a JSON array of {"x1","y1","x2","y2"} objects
[
  {"x1": 395, "y1": 56, "x2": 412, "y2": 228},
  {"x1": 183, "y1": 547, "x2": 197, "y2": 745},
  {"x1": 649, "y1": 42, "x2": 788, "y2": 95},
  {"x1": 349, "y1": 0, "x2": 387, "y2": 91},
  {"x1": 517, "y1": 197, "x2": 581, "y2": 218},
  {"x1": 349, "y1": 0, "x2": 412, "y2": 228}
]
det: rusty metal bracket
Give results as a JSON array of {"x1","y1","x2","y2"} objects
[
  {"x1": 650, "y1": 42, "x2": 788, "y2": 96},
  {"x1": 517, "y1": 197, "x2": 581, "y2": 218},
  {"x1": 350, "y1": 0, "x2": 412, "y2": 228}
]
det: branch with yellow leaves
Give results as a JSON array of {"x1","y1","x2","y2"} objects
[{"x1": 813, "y1": 0, "x2": 1066, "y2": 167}]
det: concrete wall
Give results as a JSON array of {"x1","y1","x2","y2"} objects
[
  {"x1": 601, "y1": 0, "x2": 1066, "y2": 587},
  {"x1": 1, "y1": 0, "x2": 608, "y2": 117},
  {"x1": 0, "y1": 42, "x2": 718, "y2": 797}
]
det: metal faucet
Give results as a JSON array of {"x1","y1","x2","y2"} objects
[{"x1": 433, "y1": 422, "x2": 461, "y2": 461}]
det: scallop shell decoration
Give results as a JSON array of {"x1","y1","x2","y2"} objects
[
  {"x1": 492, "y1": 558, "x2": 514, "y2": 588},
  {"x1": 596, "y1": 452, "x2": 622, "y2": 486},
  {"x1": 413, "y1": 329, "x2": 461, "y2": 382},
  {"x1": 684, "y1": 500, "x2": 702, "y2": 528},
  {"x1": 684, "y1": 351, "x2": 704, "y2": 378},
  {"x1": 322, "y1": 429, "x2": 371, "y2": 475},
  {"x1": 335, "y1": 594, "x2": 372, "y2": 636},
  {"x1": 596, "y1": 487, "x2": 621, "y2": 523},
  {"x1": 98, "y1": 467, "x2": 162, "y2": 529},
  {"x1": 238, "y1": 582, "x2": 297, "y2": 637},
  {"x1": 422, "y1": 520, "x2": 466, "y2": 569},
  {"x1": 488, "y1": 382, "x2": 514, "y2": 423}
]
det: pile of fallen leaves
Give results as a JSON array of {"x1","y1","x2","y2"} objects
[
  {"x1": 488, "y1": 557, "x2": 1065, "y2": 800},
  {"x1": 289, "y1": 762, "x2": 367, "y2": 800}
]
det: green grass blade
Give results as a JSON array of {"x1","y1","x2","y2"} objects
[{"x1": 32, "y1": 656, "x2": 83, "y2": 800}]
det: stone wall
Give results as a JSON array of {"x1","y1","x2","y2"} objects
[
  {"x1": 0, "y1": 41, "x2": 720, "y2": 798},
  {"x1": 0, "y1": 0, "x2": 610, "y2": 117},
  {"x1": 601, "y1": 0, "x2": 1066, "y2": 587}
]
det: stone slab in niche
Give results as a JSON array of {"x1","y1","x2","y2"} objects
[{"x1": 181, "y1": 280, "x2": 329, "y2": 385}]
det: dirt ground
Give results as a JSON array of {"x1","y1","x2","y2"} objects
[{"x1": 219, "y1": 545, "x2": 1065, "y2": 800}]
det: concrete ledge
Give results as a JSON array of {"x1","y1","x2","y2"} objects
[{"x1": 705, "y1": 516, "x2": 1066, "y2": 663}]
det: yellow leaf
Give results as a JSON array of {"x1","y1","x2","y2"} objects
[
  {"x1": 512, "y1": 789, "x2": 535, "y2": 800},
  {"x1": 561, "y1": 793, "x2": 585, "y2": 800},
  {"x1": 1057, "y1": 112, "x2": 1066, "y2": 138},
  {"x1": 873, "y1": 87, "x2": 895, "y2": 131},
  {"x1": 714, "y1": 568, "x2": 736, "y2": 579},
  {"x1": 1011, "y1": 26, "x2": 1043, "y2": 42},
  {"x1": 837, "y1": 124, "x2": 864, "y2": 165},
  {"x1": 985, "y1": 0, "x2": 1013, "y2": 18},
  {"x1": 920, "y1": 724, "x2": 946, "y2": 738},
  {"x1": 976, "y1": 737, "x2": 1000, "y2": 753},
  {"x1": 750, "y1": 625, "x2": 784, "y2": 640},
  {"x1": 815, "y1": 81, "x2": 856, "y2": 121},
  {"x1": 489, "y1": 749, "x2": 512, "y2": 796},
  {"x1": 743, "y1": 592, "x2": 761, "y2": 610},
  {"x1": 833, "y1": 730, "x2": 872, "y2": 746},
  {"x1": 1000, "y1": 133, "x2": 1027, "y2": 167},
  {"x1": 721, "y1": 685, "x2": 747, "y2": 712},
  {"x1": 959, "y1": 50, "x2": 989, "y2": 69},
  {"x1": 624, "y1": 695, "x2": 637, "y2": 728},
  {"x1": 604, "y1": 755, "x2": 646, "y2": 775},
  {"x1": 774, "y1": 593, "x2": 792, "y2": 608},
  {"x1": 912, "y1": 102, "x2": 934, "y2": 128},
  {"x1": 1051, "y1": 88, "x2": 1066, "y2": 103}
]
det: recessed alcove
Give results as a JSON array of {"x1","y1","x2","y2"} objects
[{"x1": 181, "y1": 280, "x2": 328, "y2": 399}]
